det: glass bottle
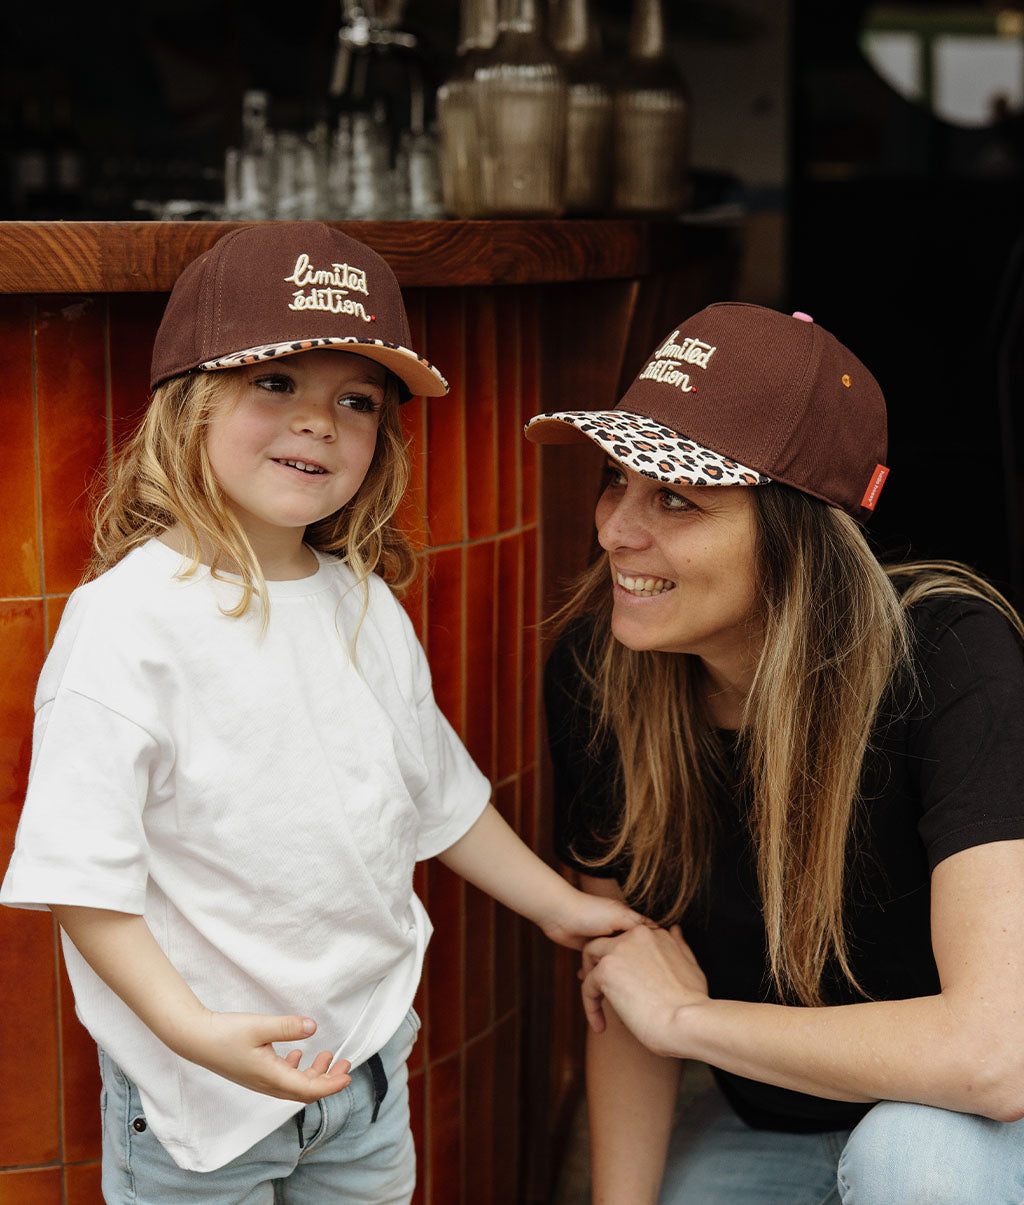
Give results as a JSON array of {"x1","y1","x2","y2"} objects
[
  {"x1": 613, "y1": 0, "x2": 691, "y2": 216},
  {"x1": 436, "y1": 0, "x2": 497, "y2": 218},
  {"x1": 551, "y1": 0, "x2": 613, "y2": 215},
  {"x1": 473, "y1": 0, "x2": 568, "y2": 217}
]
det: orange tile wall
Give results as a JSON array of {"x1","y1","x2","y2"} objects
[{"x1": 0, "y1": 284, "x2": 547, "y2": 1204}]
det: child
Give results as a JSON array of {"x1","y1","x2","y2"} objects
[{"x1": 0, "y1": 221, "x2": 642, "y2": 1203}]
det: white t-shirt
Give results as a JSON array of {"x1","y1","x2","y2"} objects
[{"x1": 1, "y1": 539, "x2": 490, "y2": 1171}]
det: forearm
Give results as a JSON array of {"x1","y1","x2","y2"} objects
[
  {"x1": 52, "y1": 905, "x2": 208, "y2": 1054},
  {"x1": 680, "y1": 992, "x2": 1016, "y2": 1119},
  {"x1": 437, "y1": 803, "x2": 576, "y2": 928},
  {"x1": 588, "y1": 1005, "x2": 680, "y2": 1205}
]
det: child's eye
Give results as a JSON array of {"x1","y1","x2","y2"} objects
[
  {"x1": 252, "y1": 373, "x2": 293, "y2": 393},
  {"x1": 338, "y1": 394, "x2": 383, "y2": 414}
]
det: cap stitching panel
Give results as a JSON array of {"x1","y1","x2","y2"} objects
[{"x1": 758, "y1": 323, "x2": 820, "y2": 463}]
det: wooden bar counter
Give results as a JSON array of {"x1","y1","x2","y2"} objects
[{"x1": 0, "y1": 218, "x2": 739, "y2": 1205}]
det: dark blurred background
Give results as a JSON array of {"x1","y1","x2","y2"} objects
[{"x1": 3, "y1": 0, "x2": 1023, "y2": 601}]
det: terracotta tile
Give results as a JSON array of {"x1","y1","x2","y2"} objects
[
  {"x1": 521, "y1": 526, "x2": 538, "y2": 770},
  {"x1": 425, "y1": 548, "x2": 464, "y2": 739},
  {"x1": 464, "y1": 1029, "x2": 495, "y2": 1202},
  {"x1": 463, "y1": 541, "x2": 495, "y2": 778},
  {"x1": 0, "y1": 1168, "x2": 62, "y2": 1205},
  {"x1": 424, "y1": 293, "x2": 465, "y2": 547},
  {"x1": 464, "y1": 293, "x2": 498, "y2": 541},
  {"x1": 494, "y1": 289, "x2": 521, "y2": 535},
  {"x1": 63, "y1": 1162, "x2": 103, "y2": 1205},
  {"x1": 45, "y1": 596, "x2": 69, "y2": 651},
  {"x1": 108, "y1": 293, "x2": 164, "y2": 449},
  {"x1": 0, "y1": 601, "x2": 46, "y2": 822},
  {"x1": 463, "y1": 883, "x2": 494, "y2": 1036},
  {"x1": 408, "y1": 1067, "x2": 426, "y2": 1205},
  {"x1": 0, "y1": 908, "x2": 59, "y2": 1166},
  {"x1": 35, "y1": 296, "x2": 108, "y2": 596},
  {"x1": 491, "y1": 1014, "x2": 521, "y2": 1205},
  {"x1": 519, "y1": 289, "x2": 540, "y2": 528},
  {"x1": 495, "y1": 536, "x2": 522, "y2": 782},
  {"x1": 427, "y1": 1052, "x2": 461, "y2": 1205},
  {"x1": 0, "y1": 297, "x2": 41, "y2": 599},
  {"x1": 493, "y1": 782, "x2": 522, "y2": 1016},
  {"x1": 397, "y1": 394, "x2": 428, "y2": 550},
  {"x1": 424, "y1": 861, "x2": 463, "y2": 1062},
  {"x1": 400, "y1": 558, "x2": 426, "y2": 647},
  {"x1": 60, "y1": 957, "x2": 101, "y2": 1163}
]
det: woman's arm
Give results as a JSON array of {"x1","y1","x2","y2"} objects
[
  {"x1": 578, "y1": 875, "x2": 681, "y2": 1205},
  {"x1": 436, "y1": 803, "x2": 646, "y2": 948},
  {"x1": 582, "y1": 838, "x2": 1024, "y2": 1121},
  {"x1": 52, "y1": 905, "x2": 352, "y2": 1102}
]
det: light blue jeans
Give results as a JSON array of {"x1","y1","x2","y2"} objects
[
  {"x1": 99, "y1": 1008, "x2": 420, "y2": 1205},
  {"x1": 659, "y1": 1067, "x2": 1024, "y2": 1204}
]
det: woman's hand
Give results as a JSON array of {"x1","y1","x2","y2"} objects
[{"x1": 581, "y1": 924, "x2": 709, "y2": 1055}]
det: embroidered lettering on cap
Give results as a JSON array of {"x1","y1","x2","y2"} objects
[
  {"x1": 652, "y1": 330, "x2": 717, "y2": 369},
  {"x1": 284, "y1": 254, "x2": 373, "y2": 322},
  {"x1": 639, "y1": 359, "x2": 697, "y2": 392}
]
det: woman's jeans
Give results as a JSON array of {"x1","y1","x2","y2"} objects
[
  {"x1": 99, "y1": 1008, "x2": 420, "y2": 1205},
  {"x1": 659, "y1": 1066, "x2": 1024, "y2": 1204}
]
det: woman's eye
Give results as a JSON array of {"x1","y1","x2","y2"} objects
[
  {"x1": 339, "y1": 394, "x2": 383, "y2": 414},
  {"x1": 602, "y1": 463, "x2": 627, "y2": 488},
  {"x1": 661, "y1": 490, "x2": 693, "y2": 511}
]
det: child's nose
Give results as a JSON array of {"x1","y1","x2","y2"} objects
[{"x1": 292, "y1": 400, "x2": 336, "y2": 440}]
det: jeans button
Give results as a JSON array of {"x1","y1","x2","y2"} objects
[{"x1": 132, "y1": 1117, "x2": 147, "y2": 1133}]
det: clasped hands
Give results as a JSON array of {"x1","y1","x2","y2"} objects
[{"x1": 579, "y1": 923, "x2": 710, "y2": 1058}]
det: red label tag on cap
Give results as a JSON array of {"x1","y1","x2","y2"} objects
[{"x1": 860, "y1": 464, "x2": 889, "y2": 511}]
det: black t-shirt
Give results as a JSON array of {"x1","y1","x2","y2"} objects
[{"x1": 545, "y1": 595, "x2": 1024, "y2": 1132}]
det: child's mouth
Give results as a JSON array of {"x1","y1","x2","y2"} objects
[{"x1": 275, "y1": 459, "x2": 327, "y2": 475}]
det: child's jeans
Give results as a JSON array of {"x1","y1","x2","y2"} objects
[
  {"x1": 658, "y1": 1065, "x2": 1024, "y2": 1204},
  {"x1": 99, "y1": 1008, "x2": 420, "y2": 1205}
]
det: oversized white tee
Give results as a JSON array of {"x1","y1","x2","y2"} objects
[{"x1": 1, "y1": 539, "x2": 490, "y2": 1172}]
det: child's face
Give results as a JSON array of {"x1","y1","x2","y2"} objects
[{"x1": 205, "y1": 349, "x2": 386, "y2": 550}]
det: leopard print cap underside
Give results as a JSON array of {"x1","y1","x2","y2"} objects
[
  {"x1": 525, "y1": 410, "x2": 772, "y2": 487},
  {"x1": 199, "y1": 336, "x2": 449, "y2": 393}
]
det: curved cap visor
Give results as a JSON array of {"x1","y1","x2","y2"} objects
[
  {"x1": 525, "y1": 410, "x2": 771, "y2": 487},
  {"x1": 198, "y1": 336, "x2": 449, "y2": 397}
]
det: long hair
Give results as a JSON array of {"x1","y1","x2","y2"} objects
[
  {"x1": 558, "y1": 482, "x2": 1023, "y2": 1006},
  {"x1": 89, "y1": 368, "x2": 415, "y2": 617}
]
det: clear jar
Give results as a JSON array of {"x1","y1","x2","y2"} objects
[
  {"x1": 552, "y1": 0, "x2": 613, "y2": 215},
  {"x1": 613, "y1": 0, "x2": 691, "y2": 216},
  {"x1": 472, "y1": 0, "x2": 568, "y2": 217}
]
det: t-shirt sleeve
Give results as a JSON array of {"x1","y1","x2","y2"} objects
[
  {"x1": 909, "y1": 597, "x2": 1024, "y2": 868},
  {"x1": 1, "y1": 689, "x2": 159, "y2": 913},
  {"x1": 543, "y1": 621, "x2": 623, "y2": 880}
]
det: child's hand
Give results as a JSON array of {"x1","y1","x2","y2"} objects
[
  {"x1": 539, "y1": 884, "x2": 652, "y2": 951},
  {"x1": 176, "y1": 1010, "x2": 353, "y2": 1103}
]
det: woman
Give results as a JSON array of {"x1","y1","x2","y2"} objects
[{"x1": 525, "y1": 303, "x2": 1024, "y2": 1204}]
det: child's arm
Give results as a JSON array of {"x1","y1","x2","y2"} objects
[
  {"x1": 51, "y1": 905, "x2": 352, "y2": 1102},
  {"x1": 436, "y1": 803, "x2": 645, "y2": 947}
]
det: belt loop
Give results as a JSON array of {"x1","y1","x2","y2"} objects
[{"x1": 367, "y1": 1052, "x2": 388, "y2": 1123}]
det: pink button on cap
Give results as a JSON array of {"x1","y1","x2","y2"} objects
[{"x1": 792, "y1": 311, "x2": 814, "y2": 322}]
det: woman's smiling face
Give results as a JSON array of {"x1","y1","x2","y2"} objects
[{"x1": 594, "y1": 461, "x2": 761, "y2": 681}]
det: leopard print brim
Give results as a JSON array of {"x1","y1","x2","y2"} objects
[
  {"x1": 199, "y1": 337, "x2": 449, "y2": 394},
  {"x1": 525, "y1": 410, "x2": 771, "y2": 488}
]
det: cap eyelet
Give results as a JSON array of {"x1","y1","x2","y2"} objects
[{"x1": 841, "y1": 374, "x2": 852, "y2": 388}]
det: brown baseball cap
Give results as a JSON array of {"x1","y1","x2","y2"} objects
[
  {"x1": 525, "y1": 302, "x2": 889, "y2": 520},
  {"x1": 150, "y1": 221, "x2": 448, "y2": 399}
]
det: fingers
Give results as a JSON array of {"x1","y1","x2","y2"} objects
[{"x1": 580, "y1": 969, "x2": 607, "y2": 1034}]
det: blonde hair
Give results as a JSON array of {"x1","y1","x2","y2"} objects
[
  {"x1": 559, "y1": 483, "x2": 1023, "y2": 1006},
  {"x1": 90, "y1": 367, "x2": 415, "y2": 616}
]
